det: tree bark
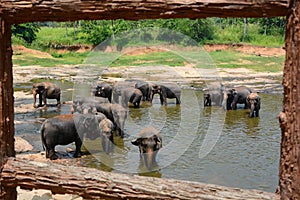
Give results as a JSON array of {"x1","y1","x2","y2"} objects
[
  {"x1": 1, "y1": 0, "x2": 289, "y2": 24},
  {"x1": 1, "y1": 157, "x2": 279, "y2": 200},
  {"x1": 278, "y1": 0, "x2": 300, "y2": 198},
  {"x1": 0, "y1": 18, "x2": 16, "y2": 199}
]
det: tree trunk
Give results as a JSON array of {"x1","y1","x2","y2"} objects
[
  {"x1": 1, "y1": 157, "x2": 279, "y2": 200},
  {"x1": 0, "y1": 18, "x2": 16, "y2": 199},
  {"x1": 278, "y1": 0, "x2": 300, "y2": 198},
  {"x1": 242, "y1": 18, "x2": 248, "y2": 42}
]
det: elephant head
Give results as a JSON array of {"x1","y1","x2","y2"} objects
[
  {"x1": 99, "y1": 118, "x2": 114, "y2": 154},
  {"x1": 247, "y1": 92, "x2": 261, "y2": 117},
  {"x1": 222, "y1": 88, "x2": 234, "y2": 110},
  {"x1": 131, "y1": 126, "x2": 162, "y2": 170}
]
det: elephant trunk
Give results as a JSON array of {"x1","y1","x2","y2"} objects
[
  {"x1": 250, "y1": 103, "x2": 255, "y2": 117},
  {"x1": 142, "y1": 147, "x2": 157, "y2": 170}
]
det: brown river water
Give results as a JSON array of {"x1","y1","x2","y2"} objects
[{"x1": 14, "y1": 80, "x2": 282, "y2": 193}]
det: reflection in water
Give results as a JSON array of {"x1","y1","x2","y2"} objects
[{"x1": 15, "y1": 86, "x2": 282, "y2": 192}]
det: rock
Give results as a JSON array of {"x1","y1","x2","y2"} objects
[{"x1": 15, "y1": 136, "x2": 34, "y2": 153}]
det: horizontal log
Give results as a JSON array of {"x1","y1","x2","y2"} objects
[
  {"x1": 1, "y1": 0, "x2": 289, "y2": 24},
  {"x1": 1, "y1": 157, "x2": 279, "y2": 199}
]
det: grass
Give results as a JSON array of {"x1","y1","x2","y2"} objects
[
  {"x1": 208, "y1": 50, "x2": 285, "y2": 72},
  {"x1": 109, "y1": 51, "x2": 186, "y2": 67},
  {"x1": 13, "y1": 51, "x2": 89, "y2": 67}
]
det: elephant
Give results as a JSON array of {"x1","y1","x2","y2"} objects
[
  {"x1": 246, "y1": 92, "x2": 261, "y2": 117},
  {"x1": 151, "y1": 82, "x2": 181, "y2": 106},
  {"x1": 121, "y1": 87, "x2": 143, "y2": 108},
  {"x1": 131, "y1": 126, "x2": 162, "y2": 170},
  {"x1": 32, "y1": 82, "x2": 61, "y2": 108},
  {"x1": 125, "y1": 79, "x2": 153, "y2": 102},
  {"x1": 41, "y1": 113, "x2": 114, "y2": 160},
  {"x1": 203, "y1": 83, "x2": 224, "y2": 107},
  {"x1": 112, "y1": 81, "x2": 136, "y2": 104},
  {"x1": 99, "y1": 118, "x2": 115, "y2": 154},
  {"x1": 222, "y1": 86, "x2": 252, "y2": 110},
  {"x1": 92, "y1": 82, "x2": 113, "y2": 103},
  {"x1": 71, "y1": 96, "x2": 109, "y2": 114},
  {"x1": 94, "y1": 103, "x2": 128, "y2": 137}
]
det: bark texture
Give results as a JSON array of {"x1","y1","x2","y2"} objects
[
  {"x1": 1, "y1": 157, "x2": 279, "y2": 200},
  {"x1": 278, "y1": 0, "x2": 300, "y2": 199},
  {"x1": 0, "y1": 18, "x2": 16, "y2": 199},
  {"x1": 1, "y1": 0, "x2": 289, "y2": 24}
]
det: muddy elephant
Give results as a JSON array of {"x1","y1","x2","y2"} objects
[
  {"x1": 95, "y1": 103, "x2": 128, "y2": 137},
  {"x1": 121, "y1": 87, "x2": 143, "y2": 108},
  {"x1": 93, "y1": 82, "x2": 113, "y2": 103},
  {"x1": 126, "y1": 79, "x2": 153, "y2": 102},
  {"x1": 203, "y1": 83, "x2": 224, "y2": 107},
  {"x1": 246, "y1": 92, "x2": 261, "y2": 117},
  {"x1": 32, "y1": 82, "x2": 61, "y2": 108},
  {"x1": 131, "y1": 126, "x2": 162, "y2": 170},
  {"x1": 222, "y1": 86, "x2": 252, "y2": 110},
  {"x1": 151, "y1": 83, "x2": 181, "y2": 106},
  {"x1": 41, "y1": 113, "x2": 114, "y2": 160}
]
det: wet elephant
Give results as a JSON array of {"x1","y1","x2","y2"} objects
[
  {"x1": 41, "y1": 113, "x2": 114, "y2": 160},
  {"x1": 131, "y1": 126, "x2": 162, "y2": 170},
  {"x1": 112, "y1": 81, "x2": 136, "y2": 104},
  {"x1": 222, "y1": 86, "x2": 252, "y2": 110},
  {"x1": 246, "y1": 92, "x2": 261, "y2": 117},
  {"x1": 32, "y1": 82, "x2": 61, "y2": 108},
  {"x1": 71, "y1": 96, "x2": 109, "y2": 114},
  {"x1": 151, "y1": 82, "x2": 181, "y2": 106},
  {"x1": 126, "y1": 79, "x2": 153, "y2": 102},
  {"x1": 121, "y1": 87, "x2": 143, "y2": 108},
  {"x1": 93, "y1": 82, "x2": 113, "y2": 103},
  {"x1": 95, "y1": 103, "x2": 128, "y2": 137},
  {"x1": 203, "y1": 83, "x2": 224, "y2": 107}
]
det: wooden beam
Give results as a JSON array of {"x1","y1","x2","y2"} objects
[
  {"x1": 278, "y1": 0, "x2": 300, "y2": 198},
  {"x1": 1, "y1": 0, "x2": 289, "y2": 24},
  {"x1": 1, "y1": 157, "x2": 279, "y2": 200},
  {"x1": 0, "y1": 18, "x2": 16, "y2": 199}
]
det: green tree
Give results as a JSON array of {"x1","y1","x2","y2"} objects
[{"x1": 12, "y1": 23, "x2": 40, "y2": 44}]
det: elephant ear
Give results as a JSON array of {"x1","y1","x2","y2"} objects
[
  {"x1": 153, "y1": 135, "x2": 162, "y2": 150},
  {"x1": 131, "y1": 138, "x2": 142, "y2": 146}
]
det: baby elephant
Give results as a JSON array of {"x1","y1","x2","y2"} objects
[
  {"x1": 32, "y1": 82, "x2": 61, "y2": 108},
  {"x1": 131, "y1": 126, "x2": 162, "y2": 170},
  {"x1": 246, "y1": 92, "x2": 261, "y2": 117}
]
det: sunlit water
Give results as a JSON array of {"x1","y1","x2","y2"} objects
[{"x1": 14, "y1": 84, "x2": 282, "y2": 192}]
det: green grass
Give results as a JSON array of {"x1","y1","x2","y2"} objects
[
  {"x1": 208, "y1": 50, "x2": 285, "y2": 72},
  {"x1": 109, "y1": 51, "x2": 186, "y2": 67},
  {"x1": 13, "y1": 51, "x2": 89, "y2": 67}
]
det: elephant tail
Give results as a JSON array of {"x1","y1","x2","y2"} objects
[{"x1": 40, "y1": 122, "x2": 46, "y2": 151}]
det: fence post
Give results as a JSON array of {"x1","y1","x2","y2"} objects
[{"x1": 0, "y1": 17, "x2": 16, "y2": 199}]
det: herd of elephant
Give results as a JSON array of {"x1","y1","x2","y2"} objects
[
  {"x1": 203, "y1": 82, "x2": 261, "y2": 118},
  {"x1": 31, "y1": 80, "x2": 259, "y2": 168},
  {"x1": 32, "y1": 80, "x2": 178, "y2": 169}
]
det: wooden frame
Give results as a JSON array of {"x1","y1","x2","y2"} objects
[{"x1": 0, "y1": 0, "x2": 299, "y2": 199}]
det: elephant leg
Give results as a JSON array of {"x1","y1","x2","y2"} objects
[
  {"x1": 48, "y1": 147, "x2": 58, "y2": 160},
  {"x1": 176, "y1": 95, "x2": 181, "y2": 104},
  {"x1": 42, "y1": 94, "x2": 47, "y2": 107},
  {"x1": 56, "y1": 96, "x2": 61, "y2": 107},
  {"x1": 74, "y1": 137, "x2": 82, "y2": 158}
]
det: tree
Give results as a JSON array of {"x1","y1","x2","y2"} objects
[{"x1": 11, "y1": 23, "x2": 40, "y2": 44}]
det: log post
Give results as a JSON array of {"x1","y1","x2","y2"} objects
[
  {"x1": 0, "y1": 17, "x2": 16, "y2": 199},
  {"x1": 1, "y1": 157, "x2": 279, "y2": 200},
  {"x1": 278, "y1": 0, "x2": 300, "y2": 198}
]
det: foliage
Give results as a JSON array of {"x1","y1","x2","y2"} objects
[{"x1": 12, "y1": 23, "x2": 40, "y2": 44}]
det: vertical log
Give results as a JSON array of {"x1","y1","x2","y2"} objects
[
  {"x1": 279, "y1": 0, "x2": 300, "y2": 198},
  {"x1": 0, "y1": 17, "x2": 16, "y2": 199}
]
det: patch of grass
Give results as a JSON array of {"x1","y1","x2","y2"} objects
[
  {"x1": 13, "y1": 51, "x2": 89, "y2": 67},
  {"x1": 109, "y1": 51, "x2": 186, "y2": 67},
  {"x1": 208, "y1": 50, "x2": 285, "y2": 72}
]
